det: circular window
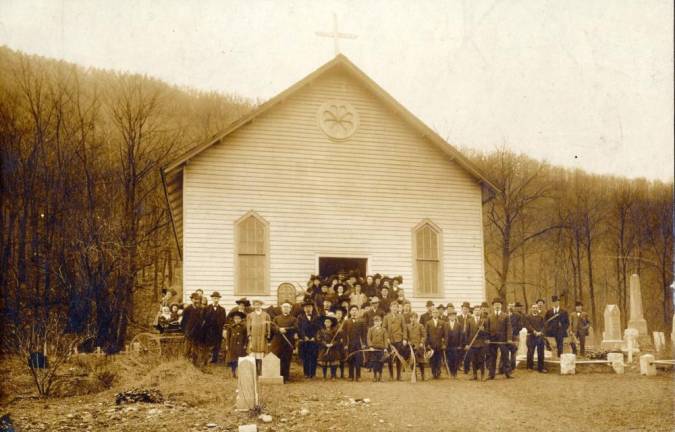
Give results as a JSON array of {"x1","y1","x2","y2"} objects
[{"x1": 317, "y1": 101, "x2": 360, "y2": 141}]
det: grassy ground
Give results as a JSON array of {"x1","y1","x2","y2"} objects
[{"x1": 2, "y1": 356, "x2": 673, "y2": 432}]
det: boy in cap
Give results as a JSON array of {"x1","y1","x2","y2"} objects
[
  {"x1": 406, "y1": 312, "x2": 427, "y2": 380},
  {"x1": 544, "y1": 295, "x2": 569, "y2": 357},
  {"x1": 366, "y1": 315, "x2": 389, "y2": 382},
  {"x1": 382, "y1": 301, "x2": 408, "y2": 380}
]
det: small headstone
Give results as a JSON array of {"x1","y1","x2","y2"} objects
[
  {"x1": 623, "y1": 328, "x2": 640, "y2": 363},
  {"x1": 239, "y1": 425, "x2": 257, "y2": 432},
  {"x1": 560, "y1": 353, "x2": 576, "y2": 375},
  {"x1": 639, "y1": 354, "x2": 656, "y2": 376},
  {"x1": 258, "y1": 414, "x2": 273, "y2": 423},
  {"x1": 607, "y1": 352, "x2": 624, "y2": 374},
  {"x1": 652, "y1": 331, "x2": 665, "y2": 352},
  {"x1": 258, "y1": 353, "x2": 283, "y2": 385},
  {"x1": 517, "y1": 328, "x2": 527, "y2": 357},
  {"x1": 627, "y1": 274, "x2": 648, "y2": 335},
  {"x1": 236, "y1": 356, "x2": 258, "y2": 410},
  {"x1": 601, "y1": 305, "x2": 623, "y2": 350}
]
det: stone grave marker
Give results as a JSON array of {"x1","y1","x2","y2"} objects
[
  {"x1": 607, "y1": 352, "x2": 624, "y2": 374},
  {"x1": 560, "y1": 353, "x2": 576, "y2": 375},
  {"x1": 601, "y1": 305, "x2": 623, "y2": 350},
  {"x1": 627, "y1": 274, "x2": 648, "y2": 335},
  {"x1": 277, "y1": 283, "x2": 296, "y2": 306},
  {"x1": 623, "y1": 328, "x2": 639, "y2": 363},
  {"x1": 639, "y1": 354, "x2": 656, "y2": 376},
  {"x1": 517, "y1": 328, "x2": 528, "y2": 357},
  {"x1": 236, "y1": 356, "x2": 258, "y2": 410},
  {"x1": 259, "y1": 352, "x2": 284, "y2": 385}
]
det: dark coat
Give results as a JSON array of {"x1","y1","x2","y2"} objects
[
  {"x1": 444, "y1": 320, "x2": 464, "y2": 348},
  {"x1": 419, "y1": 311, "x2": 434, "y2": 327},
  {"x1": 181, "y1": 304, "x2": 205, "y2": 344},
  {"x1": 525, "y1": 314, "x2": 545, "y2": 335},
  {"x1": 270, "y1": 314, "x2": 297, "y2": 356},
  {"x1": 509, "y1": 312, "x2": 525, "y2": 340},
  {"x1": 203, "y1": 305, "x2": 227, "y2": 346},
  {"x1": 465, "y1": 316, "x2": 489, "y2": 348},
  {"x1": 544, "y1": 308, "x2": 569, "y2": 337},
  {"x1": 297, "y1": 313, "x2": 321, "y2": 341},
  {"x1": 487, "y1": 312, "x2": 512, "y2": 342},
  {"x1": 569, "y1": 311, "x2": 591, "y2": 336},
  {"x1": 225, "y1": 322, "x2": 247, "y2": 363},
  {"x1": 343, "y1": 318, "x2": 368, "y2": 351},
  {"x1": 317, "y1": 327, "x2": 343, "y2": 364},
  {"x1": 425, "y1": 318, "x2": 446, "y2": 350}
]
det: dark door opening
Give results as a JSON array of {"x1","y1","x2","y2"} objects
[{"x1": 318, "y1": 257, "x2": 368, "y2": 279}]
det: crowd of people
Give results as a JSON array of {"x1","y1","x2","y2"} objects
[{"x1": 158, "y1": 271, "x2": 591, "y2": 383}]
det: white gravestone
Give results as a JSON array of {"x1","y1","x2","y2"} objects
[
  {"x1": 601, "y1": 305, "x2": 623, "y2": 350},
  {"x1": 627, "y1": 274, "x2": 648, "y2": 335},
  {"x1": 639, "y1": 354, "x2": 656, "y2": 376},
  {"x1": 623, "y1": 328, "x2": 639, "y2": 363},
  {"x1": 607, "y1": 352, "x2": 624, "y2": 374},
  {"x1": 236, "y1": 356, "x2": 258, "y2": 410},
  {"x1": 258, "y1": 353, "x2": 284, "y2": 385},
  {"x1": 517, "y1": 328, "x2": 528, "y2": 360},
  {"x1": 560, "y1": 353, "x2": 576, "y2": 375},
  {"x1": 652, "y1": 331, "x2": 665, "y2": 352}
]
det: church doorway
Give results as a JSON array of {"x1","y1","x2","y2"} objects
[{"x1": 318, "y1": 257, "x2": 368, "y2": 279}]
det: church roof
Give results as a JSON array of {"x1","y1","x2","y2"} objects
[{"x1": 162, "y1": 54, "x2": 497, "y2": 194}]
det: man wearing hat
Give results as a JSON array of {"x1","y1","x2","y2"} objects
[
  {"x1": 569, "y1": 301, "x2": 590, "y2": 356},
  {"x1": 344, "y1": 305, "x2": 368, "y2": 381},
  {"x1": 486, "y1": 298, "x2": 513, "y2": 379},
  {"x1": 297, "y1": 299, "x2": 321, "y2": 379},
  {"x1": 444, "y1": 309, "x2": 463, "y2": 378},
  {"x1": 383, "y1": 301, "x2": 409, "y2": 380},
  {"x1": 271, "y1": 302, "x2": 298, "y2": 383},
  {"x1": 420, "y1": 301, "x2": 435, "y2": 327},
  {"x1": 507, "y1": 302, "x2": 525, "y2": 372},
  {"x1": 425, "y1": 307, "x2": 446, "y2": 379},
  {"x1": 544, "y1": 295, "x2": 569, "y2": 357},
  {"x1": 363, "y1": 297, "x2": 384, "y2": 328},
  {"x1": 204, "y1": 292, "x2": 227, "y2": 364},
  {"x1": 465, "y1": 304, "x2": 489, "y2": 380},
  {"x1": 525, "y1": 303, "x2": 547, "y2": 373},
  {"x1": 181, "y1": 292, "x2": 204, "y2": 365},
  {"x1": 457, "y1": 301, "x2": 472, "y2": 374},
  {"x1": 436, "y1": 304, "x2": 447, "y2": 322}
]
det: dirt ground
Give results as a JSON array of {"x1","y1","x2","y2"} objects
[{"x1": 2, "y1": 357, "x2": 673, "y2": 432}]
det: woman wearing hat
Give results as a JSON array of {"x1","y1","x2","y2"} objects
[
  {"x1": 317, "y1": 315, "x2": 342, "y2": 380},
  {"x1": 246, "y1": 299, "x2": 271, "y2": 375},
  {"x1": 224, "y1": 311, "x2": 247, "y2": 377}
]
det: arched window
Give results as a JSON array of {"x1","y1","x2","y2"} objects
[
  {"x1": 412, "y1": 220, "x2": 443, "y2": 296},
  {"x1": 235, "y1": 211, "x2": 269, "y2": 295}
]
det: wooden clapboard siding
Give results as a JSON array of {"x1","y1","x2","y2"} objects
[{"x1": 182, "y1": 68, "x2": 486, "y2": 312}]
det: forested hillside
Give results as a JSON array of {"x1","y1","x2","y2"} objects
[{"x1": 0, "y1": 46, "x2": 671, "y2": 352}]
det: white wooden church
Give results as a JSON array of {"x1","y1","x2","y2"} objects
[{"x1": 161, "y1": 54, "x2": 497, "y2": 311}]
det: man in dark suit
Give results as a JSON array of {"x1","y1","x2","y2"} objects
[
  {"x1": 525, "y1": 303, "x2": 548, "y2": 373},
  {"x1": 569, "y1": 301, "x2": 591, "y2": 356},
  {"x1": 424, "y1": 308, "x2": 446, "y2": 379},
  {"x1": 297, "y1": 300, "x2": 320, "y2": 379},
  {"x1": 204, "y1": 291, "x2": 227, "y2": 364},
  {"x1": 544, "y1": 295, "x2": 569, "y2": 357},
  {"x1": 344, "y1": 305, "x2": 368, "y2": 381},
  {"x1": 181, "y1": 292, "x2": 203, "y2": 365},
  {"x1": 457, "y1": 301, "x2": 472, "y2": 374},
  {"x1": 464, "y1": 305, "x2": 489, "y2": 380},
  {"x1": 444, "y1": 310, "x2": 463, "y2": 378},
  {"x1": 486, "y1": 298, "x2": 513, "y2": 379}
]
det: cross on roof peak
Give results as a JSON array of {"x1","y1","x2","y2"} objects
[{"x1": 315, "y1": 13, "x2": 357, "y2": 56}]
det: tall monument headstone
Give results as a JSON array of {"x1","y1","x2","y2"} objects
[
  {"x1": 601, "y1": 305, "x2": 623, "y2": 350},
  {"x1": 627, "y1": 274, "x2": 648, "y2": 335}
]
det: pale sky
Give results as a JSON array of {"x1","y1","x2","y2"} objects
[{"x1": 1, "y1": 0, "x2": 672, "y2": 180}]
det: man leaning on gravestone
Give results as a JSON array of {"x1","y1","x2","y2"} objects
[{"x1": 569, "y1": 301, "x2": 591, "y2": 357}]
